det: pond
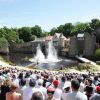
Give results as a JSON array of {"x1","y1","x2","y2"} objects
[{"x1": 1, "y1": 53, "x2": 79, "y2": 69}]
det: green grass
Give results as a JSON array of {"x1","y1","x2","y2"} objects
[
  {"x1": 27, "y1": 62, "x2": 100, "y2": 73},
  {"x1": 0, "y1": 55, "x2": 15, "y2": 65},
  {"x1": 1, "y1": 56, "x2": 100, "y2": 73},
  {"x1": 0, "y1": 56, "x2": 5, "y2": 61}
]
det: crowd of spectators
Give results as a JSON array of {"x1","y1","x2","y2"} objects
[{"x1": 0, "y1": 66, "x2": 100, "y2": 100}]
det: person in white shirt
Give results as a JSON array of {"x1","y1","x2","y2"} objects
[
  {"x1": 12, "y1": 74, "x2": 19, "y2": 88},
  {"x1": 18, "y1": 78, "x2": 27, "y2": 100},
  {"x1": 66, "y1": 79, "x2": 87, "y2": 100},
  {"x1": 77, "y1": 77, "x2": 85, "y2": 93},
  {"x1": 61, "y1": 84, "x2": 71, "y2": 100},
  {"x1": 53, "y1": 80, "x2": 62, "y2": 100},
  {"x1": 23, "y1": 78, "x2": 42, "y2": 100},
  {"x1": 36, "y1": 79, "x2": 47, "y2": 100},
  {"x1": 58, "y1": 76, "x2": 66, "y2": 90}
]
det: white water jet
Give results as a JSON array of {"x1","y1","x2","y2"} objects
[
  {"x1": 46, "y1": 41, "x2": 58, "y2": 62},
  {"x1": 34, "y1": 44, "x2": 45, "y2": 62},
  {"x1": 30, "y1": 41, "x2": 59, "y2": 63}
]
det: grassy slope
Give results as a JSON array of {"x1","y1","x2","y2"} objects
[{"x1": 0, "y1": 56, "x2": 100, "y2": 73}]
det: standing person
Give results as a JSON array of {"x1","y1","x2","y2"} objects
[
  {"x1": 36, "y1": 79, "x2": 47, "y2": 99},
  {"x1": 6, "y1": 83, "x2": 21, "y2": 100},
  {"x1": 18, "y1": 78, "x2": 26, "y2": 100},
  {"x1": 85, "y1": 78, "x2": 96, "y2": 93},
  {"x1": 61, "y1": 84, "x2": 71, "y2": 100},
  {"x1": 23, "y1": 78, "x2": 42, "y2": 100},
  {"x1": 46, "y1": 86, "x2": 55, "y2": 100},
  {"x1": 90, "y1": 86, "x2": 100, "y2": 100},
  {"x1": 84, "y1": 86, "x2": 93, "y2": 100},
  {"x1": 58, "y1": 76, "x2": 66, "y2": 90},
  {"x1": 0, "y1": 79, "x2": 11, "y2": 100},
  {"x1": 53, "y1": 80, "x2": 62, "y2": 100},
  {"x1": 66, "y1": 79, "x2": 87, "y2": 100},
  {"x1": 31, "y1": 91, "x2": 43, "y2": 100}
]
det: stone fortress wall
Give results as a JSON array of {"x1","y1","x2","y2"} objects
[
  {"x1": 69, "y1": 33, "x2": 96, "y2": 57},
  {"x1": 0, "y1": 32, "x2": 98, "y2": 57}
]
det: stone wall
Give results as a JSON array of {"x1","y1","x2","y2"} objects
[
  {"x1": 9, "y1": 41, "x2": 45, "y2": 54},
  {"x1": 83, "y1": 33, "x2": 96, "y2": 57},
  {"x1": 69, "y1": 36, "x2": 78, "y2": 57},
  {"x1": 69, "y1": 33, "x2": 96, "y2": 57}
]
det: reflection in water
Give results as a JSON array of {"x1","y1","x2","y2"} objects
[
  {"x1": 1, "y1": 53, "x2": 78, "y2": 68},
  {"x1": 1, "y1": 53, "x2": 33, "y2": 66}
]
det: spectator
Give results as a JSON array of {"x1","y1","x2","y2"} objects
[
  {"x1": 18, "y1": 78, "x2": 26, "y2": 100},
  {"x1": 90, "y1": 86, "x2": 100, "y2": 100},
  {"x1": 77, "y1": 76, "x2": 85, "y2": 93},
  {"x1": 66, "y1": 79, "x2": 87, "y2": 100},
  {"x1": 36, "y1": 79, "x2": 47, "y2": 99},
  {"x1": 85, "y1": 86, "x2": 93, "y2": 100},
  {"x1": 0, "y1": 79, "x2": 11, "y2": 100},
  {"x1": 53, "y1": 80, "x2": 62, "y2": 100},
  {"x1": 61, "y1": 84, "x2": 71, "y2": 100},
  {"x1": 31, "y1": 91, "x2": 43, "y2": 100},
  {"x1": 6, "y1": 83, "x2": 21, "y2": 100},
  {"x1": 46, "y1": 86, "x2": 55, "y2": 100},
  {"x1": 23, "y1": 78, "x2": 36, "y2": 100},
  {"x1": 58, "y1": 76, "x2": 66, "y2": 90}
]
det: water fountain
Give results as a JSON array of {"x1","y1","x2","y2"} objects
[
  {"x1": 34, "y1": 44, "x2": 45, "y2": 62},
  {"x1": 3, "y1": 41, "x2": 78, "y2": 68},
  {"x1": 46, "y1": 41, "x2": 58, "y2": 62},
  {"x1": 29, "y1": 41, "x2": 78, "y2": 69},
  {"x1": 30, "y1": 41, "x2": 59, "y2": 63}
]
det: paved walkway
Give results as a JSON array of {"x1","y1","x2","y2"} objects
[{"x1": 75, "y1": 56, "x2": 98, "y2": 67}]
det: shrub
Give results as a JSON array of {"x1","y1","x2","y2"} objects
[
  {"x1": 0, "y1": 37, "x2": 8, "y2": 49},
  {"x1": 95, "y1": 49, "x2": 100, "y2": 60}
]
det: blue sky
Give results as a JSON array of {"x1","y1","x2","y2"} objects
[{"x1": 0, "y1": 0, "x2": 100, "y2": 31}]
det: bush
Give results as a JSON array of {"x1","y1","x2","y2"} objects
[
  {"x1": 95, "y1": 49, "x2": 100, "y2": 60},
  {"x1": 0, "y1": 37, "x2": 9, "y2": 53},
  {"x1": 0, "y1": 37, "x2": 8, "y2": 49},
  {"x1": 77, "y1": 63, "x2": 91, "y2": 71}
]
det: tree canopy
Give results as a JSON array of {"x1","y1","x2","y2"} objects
[{"x1": 0, "y1": 18, "x2": 100, "y2": 43}]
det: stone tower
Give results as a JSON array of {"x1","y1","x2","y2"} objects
[
  {"x1": 69, "y1": 36, "x2": 78, "y2": 56},
  {"x1": 83, "y1": 33, "x2": 96, "y2": 57}
]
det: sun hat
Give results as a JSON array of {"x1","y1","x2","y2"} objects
[{"x1": 63, "y1": 84, "x2": 70, "y2": 89}]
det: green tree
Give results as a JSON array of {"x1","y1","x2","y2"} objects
[
  {"x1": 31, "y1": 25, "x2": 42, "y2": 37},
  {"x1": 95, "y1": 48, "x2": 100, "y2": 60},
  {"x1": 57, "y1": 25, "x2": 64, "y2": 34},
  {"x1": 71, "y1": 22, "x2": 91, "y2": 36},
  {"x1": 30, "y1": 35, "x2": 36, "y2": 41},
  {"x1": 42, "y1": 31, "x2": 49, "y2": 37},
  {"x1": 49, "y1": 27, "x2": 58, "y2": 35},
  {"x1": 0, "y1": 37, "x2": 8, "y2": 49},
  {"x1": 0, "y1": 28, "x2": 6, "y2": 38},
  {"x1": 90, "y1": 19, "x2": 100, "y2": 30},
  {"x1": 63, "y1": 23, "x2": 73, "y2": 37},
  {"x1": 18, "y1": 27, "x2": 32, "y2": 42},
  {"x1": 1, "y1": 27, "x2": 20, "y2": 43}
]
